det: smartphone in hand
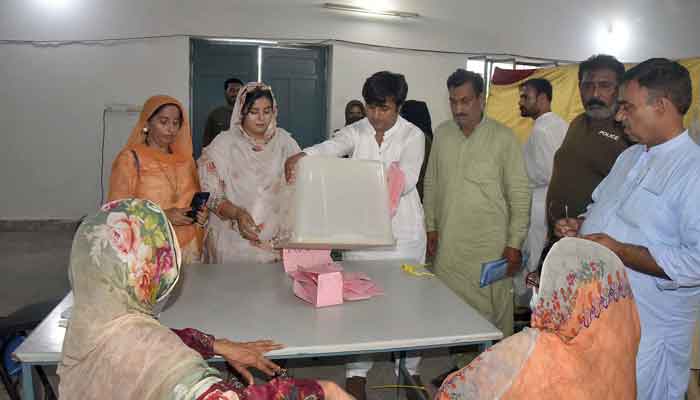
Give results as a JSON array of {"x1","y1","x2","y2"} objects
[{"x1": 186, "y1": 192, "x2": 210, "y2": 219}]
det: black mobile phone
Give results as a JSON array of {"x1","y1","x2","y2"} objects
[{"x1": 186, "y1": 192, "x2": 210, "y2": 219}]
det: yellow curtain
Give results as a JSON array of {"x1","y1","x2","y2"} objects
[{"x1": 485, "y1": 58, "x2": 700, "y2": 144}]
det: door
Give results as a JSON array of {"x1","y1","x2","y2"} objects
[
  {"x1": 190, "y1": 40, "x2": 329, "y2": 155},
  {"x1": 190, "y1": 39, "x2": 257, "y2": 157},
  {"x1": 262, "y1": 46, "x2": 328, "y2": 150}
]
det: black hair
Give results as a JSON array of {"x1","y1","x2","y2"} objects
[
  {"x1": 362, "y1": 71, "x2": 408, "y2": 107},
  {"x1": 345, "y1": 99, "x2": 366, "y2": 124},
  {"x1": 241, "y1": 88, "x2": 274, "y2": 115},
  {"x1": 224, "y1": 78, "x2": 244, "y2": 90},
  {"x1": 400, "y1": 100, "x2": 433, "y2": 138},
  {"x1": 446, "y1": 68, "x2": 484, "y2": 97},
  {"x1": 578, "y1": 54, "x2": 625, "y2": 84},
  {"x1": 521, "y1": 78, "x2": 553, "y2": 102},
  {"x1": 622, "y1": 58, "x2": 692, "y2": 115}
]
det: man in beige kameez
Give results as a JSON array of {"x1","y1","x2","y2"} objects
[{"x1": 423, "y1": 69, "x2": 530, "y2": 349}]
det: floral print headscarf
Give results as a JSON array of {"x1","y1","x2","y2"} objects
[
  {"x1": 59, "y1": 199, "x2": 219, "y2": 399},
  {"x1": 76, "y1": 198, "x2": 180, "y2": 315},
  {"x1": 437, "y1": 238, "x2": 640, "y2": 400}
]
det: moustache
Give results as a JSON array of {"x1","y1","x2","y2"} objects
[
  {"x1": 455, "y1": 113, "x2": 468, "y2": 118},
  {"x1": 585, "y1": 98, "x2": 607, "y2": 108}
]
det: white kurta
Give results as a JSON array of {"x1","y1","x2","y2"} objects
[
  {"x1": 522, "y1": 112, "x2": 568, "y2": 271},
  {"x1": 304, "y1": 116, "x2": 427, "y2": 264}
]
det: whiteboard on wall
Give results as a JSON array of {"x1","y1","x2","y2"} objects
[{"x1": 100, "y1": 109, "x2": 141, "y2": 206}]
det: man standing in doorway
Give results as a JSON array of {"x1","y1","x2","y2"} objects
[
  {"x1": 423, "y1": 69, "x2": 530, "y2": 345},
  {"x1": 202, "y1": 77, "x2": 244, "y2": 148},
  {"x1": 555, "y1": 58, "x2": 700, "y2": 400}
]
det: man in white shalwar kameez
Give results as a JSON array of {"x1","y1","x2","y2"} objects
[
  {"x1": 516, "y1": 78, "x2": 568, "y2": 304},
  {"x1": 285, "y1": 71, "x2": 426, "y2": 400}
]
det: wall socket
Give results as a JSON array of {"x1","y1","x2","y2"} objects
[{"x1": 105, "y1": 103, "x2": 142, "y2": 112}]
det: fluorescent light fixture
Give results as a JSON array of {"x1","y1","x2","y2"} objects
[
  {"x1": 207, "y1": 38, "x2": 278, "y2": 45},
  {"x1": 323, "y1": 2, "x2": 420, "y2": 18}
]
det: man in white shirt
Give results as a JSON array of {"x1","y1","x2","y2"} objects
[
  {"x1": 517, "y1": 78, "x2": 568, "y2": 303},
  {"x1": 285, "y1": 71, "x2": 426, "y2": 400}
]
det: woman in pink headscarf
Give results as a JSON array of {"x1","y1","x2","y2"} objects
[{"x1": 199, "y1": 82, "x2": 300, "y2": 264}]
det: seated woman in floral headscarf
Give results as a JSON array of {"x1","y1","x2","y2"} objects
[
  {"x1": 198, "y1": 83, "x2": 300, "y2": 263},
  {"x1": 109, "y1": 95, "x2": 207, "y2": 264},
  {"x1": 436, "y1": 237, "x2": 640, "y2": 400},
  {"x1": 58, "y1": 199, "x2": 352, "y2": 400}
]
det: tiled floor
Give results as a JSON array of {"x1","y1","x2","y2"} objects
[{"x1": 0, "y1": 230, "x2": 456, "y2": 399}]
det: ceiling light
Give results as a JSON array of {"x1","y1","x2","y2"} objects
[
  {"x1": 207, "y1": 38, "x2": 279, "y2": 45},
  {"x1": 323, "y1": 2, "x2": 420, "y2": 18}
]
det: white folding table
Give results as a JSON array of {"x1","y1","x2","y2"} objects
[{"x1": 15, "y1": 260, "x2": 502, "y2": 399}]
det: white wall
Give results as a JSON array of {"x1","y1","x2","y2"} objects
[
  {"x1": 3, "y1": 0, "x2": 700, "y2": 219},
  {"x1": 5, "y1": 0, "x2": 700, "y2": 62},
  {"x1": 330, "y1": 43, "x2": 467, "y2": 131},
  {"x1": 0, "y1": 37, "x2": 189, "y2": 219}
]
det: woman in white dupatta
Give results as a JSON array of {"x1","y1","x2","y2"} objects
[{"x1": 199, "y1": 82, "x2": 300, "y2": 264}]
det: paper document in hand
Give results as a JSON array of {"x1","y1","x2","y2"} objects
[{"x1": 387, "y1": 162, "x2": 405, "y2": 217}]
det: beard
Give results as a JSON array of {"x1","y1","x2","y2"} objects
[{"x1": 584, "y1": 98, "x2": 617, "y2": 119}]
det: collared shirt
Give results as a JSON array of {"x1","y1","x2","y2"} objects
[
  {"x1": 304, "y1": 116, "x2": 426, "y2": 262},
  {"x1": 580, "y1": 131, "x2": 700, "y2": 399},
  {"x1": 523, "y1": 112, "x2": 568, "y2": 188},
  {"x1": 202, "y1": 105, "x2": 233, "y2": 148},
  {"x1": 522, "y1": 112, "x2": 568, "y2": 271},
  {"x1": 547, "y1": 114, "x2": 629, "y2": 226}
]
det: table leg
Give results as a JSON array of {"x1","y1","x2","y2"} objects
[
  {"x1": 395, "y1": 351, "x2": 428, "y2": 400},
  {"x1": 478, "y1": 340, "x2": 493, "y2": 353},
  {"x1": 21, "y1": 363, "x2": 35, "y2": 400}
]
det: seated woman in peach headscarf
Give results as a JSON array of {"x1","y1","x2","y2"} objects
[
  {"x1": 108, "y1": 95, "x2": 206, "y2": 264},
  {"x1": 436, "y1": 237, "x2": 640, "y2": 400}
]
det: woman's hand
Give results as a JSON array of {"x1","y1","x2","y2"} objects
[
  {"x1": 212, "y1": 338, "x2": 284, "y2": 385},
  {"x1": 195, "y1": 207, "x2": 209, "y2": 226},
  {"x1": 234, "y1": 208, "x2": 260, "y2": 242},
  {"x1": 165, "y1": 208, "x2": 194, "y2": 226},
  {"x1": 318, "y1": 381, "x2": 356, "y2": 400}
]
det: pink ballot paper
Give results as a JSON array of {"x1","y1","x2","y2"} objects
[
  {"x1": 282, "y1": 249, "x2": 333, "y2": 273},
  {"x1": 290, "y1": 264, "x2": 344, "y2": 307},
  {"x1": 283, "y1": 249, "x2": 384, "y2": 306},
  {"x1": 342, "y1": 271, "x2": 384, "y2": 301},
  {"x1": 386, "y1": 162, "x2": 405, "y2": 217}
]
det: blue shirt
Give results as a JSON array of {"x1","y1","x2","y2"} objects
[{"x1": 581, "y1": 131, "x2": 700, "y2": 399}]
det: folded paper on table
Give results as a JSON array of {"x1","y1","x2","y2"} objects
[
  {"x1": 480, "y1": 258, "x2": 509, "y2": 288},
  {"x1": 342, "y1": 271, "x2": 384, "y2": 301},
  {"x1": 289, "y1": 264, "x2": 384, "y2": 306},
  {"x1": 292, "y1": 267, "x2": 344, "y2": 307},
  {"x1": 282, "y1": 249, "x2": 333, "y2": 273}
]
